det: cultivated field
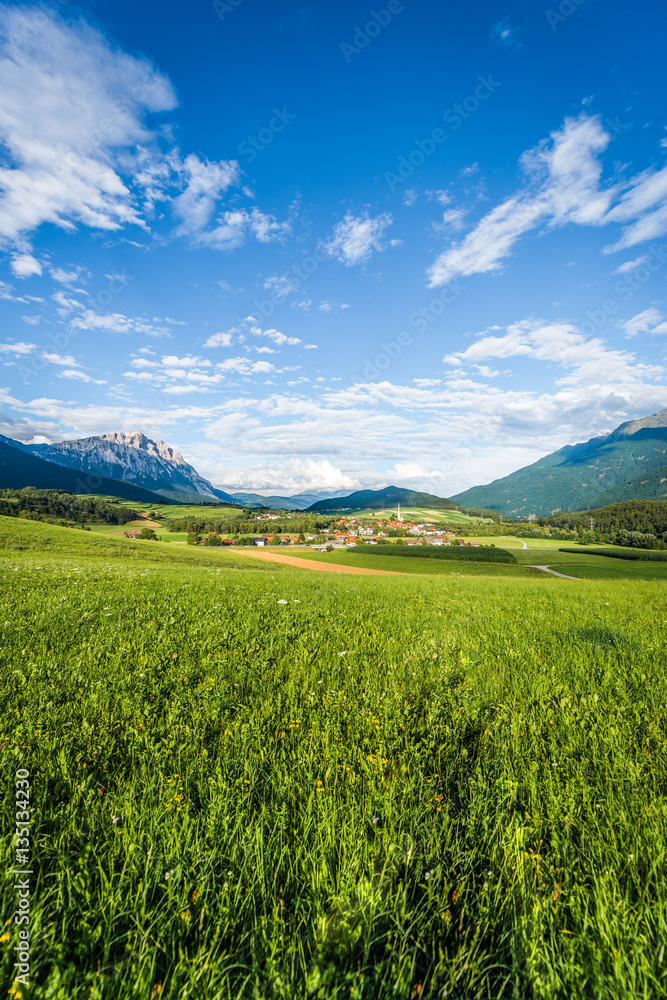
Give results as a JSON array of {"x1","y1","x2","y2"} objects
[
  {"x1": 1, "y1": 517, "x2": 666, "y2": 999},
  {"x1": 342, "y1": 507, "x2": 491, "y2": 524}
]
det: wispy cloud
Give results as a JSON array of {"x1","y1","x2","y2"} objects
[
  {"x1": 491, "y1": 18, "x2": 522, "y2": 50},
  {"x1": 428, "y1": 114, "x2": 667, "y2": 286}
]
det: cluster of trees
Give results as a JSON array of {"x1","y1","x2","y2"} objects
[
  {"x1": 539, "y1": 500, "x2": 667, "y2": 548},
  {"x1": 188, "y1": 532, "x2": 312, "y2": 546},
  {"x1": 0, "y1": 489, "x2": 139, "y2": 525},
  {"x1": 170, "y1": 514, "x2": 336, "y2": 535}
]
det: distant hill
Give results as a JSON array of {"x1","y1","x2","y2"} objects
[
  {"x1": 12, "y1": 432, "x2": 236, "y2": 504},
  {"x1": 307, "y1": 485, "x2": 464, "y2": 513},
  {"x1": 230, "y1": 488, "x2": 352, "y2": 510},
  {"x1": 0, "y1": 438, "x2": 171, "y2": 503},
  {"x1": 451, "y1": 407, "x2": 667, "y2": 517},
  {"x1": 592, "y1": 464, "x2": 667, "y2": 505}
]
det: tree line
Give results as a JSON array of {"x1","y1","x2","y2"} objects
[
  {"x1": 168, "y1": 514, "x2": 338, "y2": 535},
  {"x1": 0, "y1": 489, "x2": 139, "y2": 525}
]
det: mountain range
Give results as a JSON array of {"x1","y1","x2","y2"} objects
[
  {"x1": 1, "y1": 407, "x2": 667, "y2": 517},
  {"x1": 0, "y1": 437, "x2": 169, "y2": 504},
  {"x1": 7, "y1": 432, "x2": 236, "y2": 505},
  {"x1": 0, "y1": 432, "x2": 346, "y2": 509},
  {"x1": 451, "y1": 408, "x2": 667, "y2": 517}
]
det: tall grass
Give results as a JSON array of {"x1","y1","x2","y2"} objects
[{"x1": 1, "y1": 518, "x2": 666, "y2": 999}]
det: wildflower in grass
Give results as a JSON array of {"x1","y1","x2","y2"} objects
[
  {"x1": 277, "y1": 599, "x2": 288, "y2": 605},
  {"x1": 294, "y1": 600, "x2": 300, "y2": 603},
  {"x1": 372, "y1": 816, "x2": 379, "y2": 824},
  {"x1": 111, "y1": 816, "x2": 119, "y2": 824},
  {"x1": 164, "y1": 872, "x2": 172, "y2": 880},
  {"x1": 338, "y1": 651, "x2": 348, "y2": 657},
  {"x1": 629, "y1": 854, "x2": 635, "y2": 861}
]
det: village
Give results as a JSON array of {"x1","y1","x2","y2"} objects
[{"x1": 123, "y1": 504, "x2": 484, "y2": 549}]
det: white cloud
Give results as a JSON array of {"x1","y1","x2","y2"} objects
[
  {"x1": 204, "y1": 331, "x2": 233, "y2": 348},
  {"x1": 622, "y1": 308, "x2": 667, "y2": 338},
  {"x1": 49, "y1": 265, "x2": 85, "y2": 284},
  {"x1": 58, "y1": 369, "x2": 106, "y2": 384},
  {"x1": 318, "y1": 300, "x2": 350, "y2": 313},
  {"x1": 252, "y1": 326, "x2": 301, "y2": 347},
  {"x1": 10, "y1": 253, "x2": 42, "y2": 277},
  {"x1": 426, "y1": 190, "x2": 451, "y2": 205},
  {"x1": 403, "y1": 189, "x2": 417, "y2": 207},
  {"x1": 0, "y1": 340, "x2": 35, "y2": 355},
  {"x1": 0, "y1": 6, "x2": 288, "y2": 258},
  {"x1": 172, "y1": 154, "x2": 240, "y2": 237},
  {"x1": 70, "y1": 310, "x2": 173, "y2": 338},
  {"x1": 321, "y1": 211, "x2": 396, "y2": 266},
  {"x1": 603, "y1": 164, "x2": 667, "y2": 252},
  {"x1": 443, "y1": 318, "x2": 664, "y2": 393},
  {"x1": 42, "y1": 352, "x2": 81, "y2": 367},
  {"x1": 161, "y1": 355, "x2": 211, "y2": 369},
  {"x1": 187, "y1": 206, "x2": 291, "y2": 251},
  {"x1": 0, "y1": 6, "x2": 175, "y2": 247},
  {"x1": 21, "y1": 314, "x2": 41, "y2": 326},
  {"x1": 215, "y1": 357, "x2": 277, "y2": 375},
  {"x1": 263, "y1": 274, "x2": 299, "y2": 299},
  {"x1": 613, "y1": 255, "x2": 649, "y2": 275},
  {"x1": 130, "y1": 358, "x2": 159, "y2": 369},
  {"x1": 213, "y1": 457, "x2": 361, "y2": 493},
  {"x1": 428, "y1": 115, "x2": 612, "y2": 286},
  {"x1": 429, "y1": 113, "x2": 667, "y2": 286}
]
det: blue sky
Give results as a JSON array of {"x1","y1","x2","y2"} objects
[{"x1": 1, "y1": 0, "x2": 666, "y2": 495}]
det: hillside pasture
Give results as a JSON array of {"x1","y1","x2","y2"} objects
[{"x1": 1, "y1": 518, "x2": 666, "y2": 999}]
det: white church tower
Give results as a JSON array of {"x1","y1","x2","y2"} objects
[{"x1": 397, "y1": 503, "x2": 402, "y2": 522}]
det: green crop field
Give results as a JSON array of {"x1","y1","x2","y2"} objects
[
  {"x1": 1, "y1": 517, "x2": 666, "y2": 1000},
  {"x1": 97, "y1": 500, "x2": 246, "y2": 520},
  {"x1": 344, "y1": 507, "x2": 491, "y2": 524}
]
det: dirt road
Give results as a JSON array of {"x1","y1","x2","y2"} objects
[{"x1": 231, "y1": 550, "x2": 402, "y2": 575}]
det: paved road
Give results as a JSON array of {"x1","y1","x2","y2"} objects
[{"x1": 526, "y1": 564, "x2": 580, "y2": 580}]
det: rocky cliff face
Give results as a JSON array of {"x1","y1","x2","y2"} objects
[{"x1": 23, "y1": 432, "x2": 233, "y2": 503}]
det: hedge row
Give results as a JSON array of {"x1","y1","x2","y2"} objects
[
  {"x1": 350, "y1": 544, "x2": 516, "y2": 563},
  {"x1": 559, "y1": 547, "x2": 667, "y2": 562}
]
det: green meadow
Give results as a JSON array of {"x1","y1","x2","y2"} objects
[{"x1": 1, "y1": 517, "x2": 666, "y2": 999}]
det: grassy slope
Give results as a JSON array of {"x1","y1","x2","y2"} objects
[{"x1": 1, "y1": 518, "x2": 666, "y2": 999}]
